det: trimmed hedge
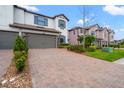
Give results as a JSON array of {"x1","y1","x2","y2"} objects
[
  {"x1": 58, "y1": 43, "x2": 70, "y2": 48},
  {"x1": 67, "y1": 45, "x2": 85, "y2": 53}
]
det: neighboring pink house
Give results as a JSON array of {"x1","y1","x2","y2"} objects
[{"x1": 68, "y1": 24, "x2": 114, "y2": 47}]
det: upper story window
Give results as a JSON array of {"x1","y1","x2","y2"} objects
[
  {"x1": 34, "y1": 16, "x2": 48, "y2": 26},
  {"x1": 80, "y1": 29, "x2": 83, "y2": 33},
  {"x1": 58, "y1": 20, "x2": 66, "y2": 29},
  {"x1": 111, "y1": 35, "x2": 113, "y2": 39},
  {"x1": 91, "y1": 31, "x2": 96, "y2": 35},
  {"x1": 73, "y1": 30, "x2": 75, "y2": 35},
  {"x1": 104, "y1": 32, "x2": 107, "y2": 38}
]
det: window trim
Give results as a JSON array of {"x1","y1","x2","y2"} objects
[
  {"x1": 80, "y1": 29, "x2": 83, "y2": 33},
  {"x1": 91, "y1": 31, "x2": 96, "y2": 35},
  {"x1": 34, "y1": 16, "x2": 48, "y2": 26},
  {"x1": 58, "y1": 19, "x2": 66, "y2": 29},
  {"x1": 73, "y1": 30, "x2": 75, "y2": 35}
]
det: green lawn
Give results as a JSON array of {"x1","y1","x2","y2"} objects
[{"x1": 86, "y1": 49, "x2": 124, "y2": 62}]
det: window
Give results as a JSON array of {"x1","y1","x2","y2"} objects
[
  {"x1": 91, "y1": 31, "x2": 95, "y2": 35},
  {"x1": 80, "y1": 29, "x2": 83, "y2": 33},
  {"x1": 73, "y1": 30, "x2": 75, "y2": 35},
  {"x1": 58, "y1": 20, "x2": 66, "y2": 29},
  {"x1": 104, "y1": 32, "x2": 106, "y2": 38},
  {"x1": 34, "y1": 16, "x2": 48, "y2": 26},
  {"x1": 112, "y1": 35, "x2": 113, "y2": 39}
]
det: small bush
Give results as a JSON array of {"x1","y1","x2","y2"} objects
[
  {"x1": 58, "y1": 43, "x2": 70, "y2": 48},
  {"x1": 59, "y1": 43, "x2": 70, "y2": 46},
  {"x1": 67, "y1": 45, "x2": 85, "y2": 53},
  {"x1": 20, "y1": 55, "x2": 26, "y2": 62},
  {"x1": 15, "y1": 57, "x2": 25, "y2": 72},
  {"x1": 13, "y1": 35, "x2": 28, "y2": 52},
  {"x1": 87, "y1": 45, "x2": 96, "y2": 52},
  {"x1": 22, "y1": 50, "x2": 28, "y2": 58},
  {"x1": 109, "y1": 44, "x2": 114, "y2": 47},
  {"x1": 120, "y1": 45, "x2": 124, "y2": 48},
  {"x1": 14, "y1": 51, "x2": 23, "y2": 60},
  {"x1": 67, "y1": 45, "x2": 75, "y2": 51},
  {"x1": 13, "y1": 35, "x2": 29, "y2": 72}
]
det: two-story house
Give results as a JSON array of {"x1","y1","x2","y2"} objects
[
  {"x1": 68, "y1": 24, "x2": 114, "y2": 47},
  {"x1": 0, "y1": 5, "x2": 69, "y2": 49}
]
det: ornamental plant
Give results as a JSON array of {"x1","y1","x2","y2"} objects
[
  {"x1": 13, "y1": 35, "x2": 28, "y2": 52},
  {"x1": 13, "y1": 35, "x2": 28, "y2": 72}
]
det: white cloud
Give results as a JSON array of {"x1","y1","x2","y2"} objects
[
  {"x1": 77, "y1": 18, "x2": 89, "y2": 26},
  {"x1": 77, "y1": 19, "x2": 84, "y2": 26},
  {"x1": 91, "y1": 13, "x2": 95, "y2": 17},
  {"x1": 114, "y1": 28, "x2": 124, "y2": 40},
  {"x1": 103, "y1": 5, "x2": 124, "y2": 16},
  {"x1": 116, "y1": 28, "x2": 124, "y2": 32},
  {"x1": 103, "y1": 23, "x2": 111, "y2": 28},
  {"x1": 18, "y1": 5, "x2": 39, "y2": 12}
]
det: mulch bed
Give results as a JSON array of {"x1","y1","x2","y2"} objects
[{"x1": 0, "y1": 58, "x2": 32, "y2": 88}]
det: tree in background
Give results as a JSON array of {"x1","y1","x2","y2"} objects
[
  {"x1": 77, "y1": 35, "x2": 96, "y2": 48},
  {"x1": 78, "y1": 5, "x2": 97, "y2": 49}
]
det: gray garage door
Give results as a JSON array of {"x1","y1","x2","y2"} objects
[
  {"x1": 27, "y1": 33, "x2": 57, "y2": 48},
  {"x1": 0, "y1": 31, "x2": 18, "y2": 49}
]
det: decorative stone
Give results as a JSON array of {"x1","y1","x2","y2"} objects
[
  {"x1": 1, "y1": 80, "x2": 8, "y2": 85},
  {"x1": 9, "y1": 77, "x2": 16, "y2": 82}
]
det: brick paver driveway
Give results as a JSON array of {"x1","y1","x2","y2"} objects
[
  {"x1": 29, "y1": 49, "x2": 124, "y2": 88},
  {"x1": 0, "y1": 50, "x2": 12, "y2": 78}
]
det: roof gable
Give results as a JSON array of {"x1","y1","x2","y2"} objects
[{"x1": 53, "y1": 14, "x2": 69, "y2": 21}]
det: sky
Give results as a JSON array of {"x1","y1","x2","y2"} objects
[{"x1": 20, "y1": 5, "x2": 124, "y2": 40}]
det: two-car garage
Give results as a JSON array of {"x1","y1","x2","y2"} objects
[
  {"x1": 0, "y1": 23, "x2": 60, "y2": 49},
  {"x1": 27, "y1": 33, "x2": 57, "y2": 49},
  {"x1": 0, "y1": 31, "x2": 58, "y2": 49},
  {"x1": 0, "y1": 31, "x2": 18, "y2": 49}
]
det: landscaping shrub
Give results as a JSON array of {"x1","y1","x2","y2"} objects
[
  {"x1": 15, "y1": 57, "x2": 25, "y2": 72},
  {"x1": 23, "y1": 39, "x2": 29, "y2": 53},
  {"x1": 67, "y1": 45, "x2": 75, "y2": 51},
  {"x1": 59, "y1": 43, "x2": 70, "y2": 46},
  {"x1": 20, "y1": 55, "x2": 27, "y2": 62},
  {"x1": 13, "y1": 35, "x2": 28, "y2": 52},
  {"x1": 58, "y1": 43, "x2": 70, "y2": 48},
  {"x1": 22, "y1": 50, "x2": 28, "y2": 58},
  {"x1": 87, "y1": 45, "x2": 96, "y2": 52},
  {"x1": 14, "y1": 51, "x2": 23, "y2": 60},
  {"x1": 120, "y1": 45, "x2": 124, "y2": 48},
  {"x1": 13, "y1": 35, "x2": 29, "y2": 72},
  {"x1": 67, "y1": 45, "x2": 85, "y2": 53},
  {"x1": 109, "y1": 44, "x2": 113, "y2": 47}
]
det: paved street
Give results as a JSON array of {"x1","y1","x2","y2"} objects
[{"x1": 114, "y1": 58, "x2": 124, "y2": 64}]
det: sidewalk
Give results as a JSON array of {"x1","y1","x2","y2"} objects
[{"x1": 114, "y1": 58, "x2": 124, "y2": 64}]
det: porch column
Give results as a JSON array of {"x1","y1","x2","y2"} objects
[
  {"x1": 19, "y1": 32, "x2": 22, "y2": 36},
  {"x1": 101, "y1": 40, "x2": 102, "y2": 47}
]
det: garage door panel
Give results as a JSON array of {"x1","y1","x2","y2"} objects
[
  {"x1": 0, "y1": 31, "x2": 18, "y2": 49},
  {"x1": 27, "y1": 34, "x2": 56, "y2": 48}
]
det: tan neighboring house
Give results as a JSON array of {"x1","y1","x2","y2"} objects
[{"x1": 68, "y1": 24, "x2": 115, "y2": 47}]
